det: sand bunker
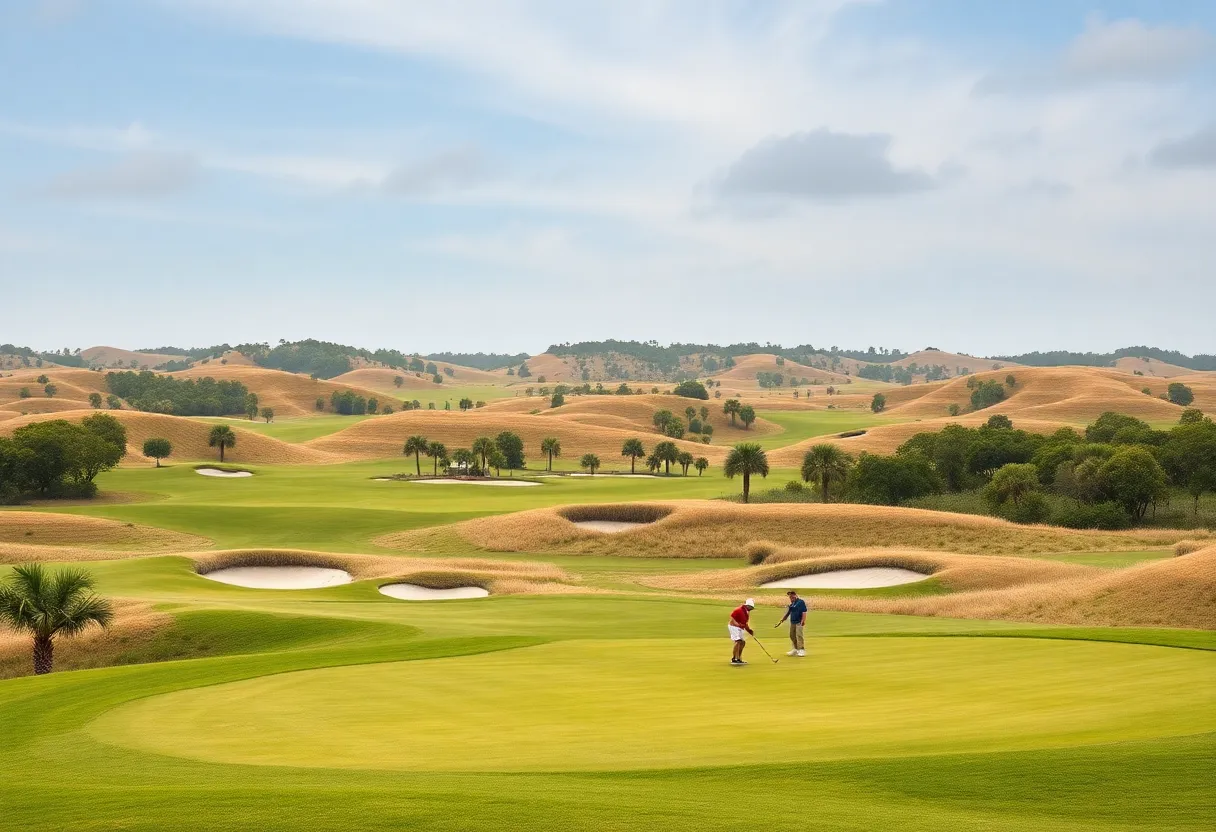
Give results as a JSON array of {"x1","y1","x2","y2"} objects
[
  {"x1": 762, "y1": 567, "x2": 929, "y2": 589},
  {"x1": 571, "y1": 521, "x2": 647, "y2": 534},
  {"x1": 201, "y1": 566, "x2": 351, "y2": 589},
  {"x1": 196, "y1": 468, "x2": 253, "y2": 478},
  {"x1": 410, "y1": 478, "x2": 539, "y2": 487},
  {"x1": 379, "y1": 583, "x2": 489, "y2": 600}
]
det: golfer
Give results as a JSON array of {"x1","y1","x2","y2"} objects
[
  {"x1": 775, "y1": 590, "x2": 808, "y2": 656},
  {"x1": 728, "y1": 598, "x2": 755, "y2": 665}
]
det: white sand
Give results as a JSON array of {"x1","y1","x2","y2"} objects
[
  {"x1": 196, "y1": 468, "x2": 253, "y2": 478},
  {"x1": 761, "y1": 568, "x2": 929, "y2": 589},
  {"x1": 379, "y1": 583, "x2": 489, "y2": 600},
  {"x1": 571, "y1": 520, "x2": 648, "y2": 533},
  {"x1": 201, "y1": 566, "x2": 351, "y2": 589},
  {"x1": 410, "y1": 478, "x2": 539, "y2": 487}
]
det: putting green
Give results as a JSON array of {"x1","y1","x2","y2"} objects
[{"x1": 90, "y1": 637, "x2": 1216, "y2": 773}]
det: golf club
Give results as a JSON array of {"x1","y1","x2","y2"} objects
[{"x1": 749, "y1": 632, "x2": 779, "y2": 663}]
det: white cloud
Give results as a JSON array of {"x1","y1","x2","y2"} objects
[
  {"x1": 43, "y1": 152, "x2": 198, "y2": 198},
  {"x1": 1150, "y1": 126, "x2": 1216, "y2": 169}
]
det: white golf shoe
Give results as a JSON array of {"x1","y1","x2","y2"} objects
[
  {"x1": 796, "y1": 649, "x2": 806, "y2": 657},
  {"x1": 786, "y1": 649, "x2": 798, "y2": 656}
]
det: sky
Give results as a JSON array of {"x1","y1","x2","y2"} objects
[{"x1": 2, "y1": 0, "x2": 1215, "y2": 357}]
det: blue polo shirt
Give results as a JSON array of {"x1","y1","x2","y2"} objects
[{"x1": 787, "y1": 597, "x2": 808, "y2": 625}]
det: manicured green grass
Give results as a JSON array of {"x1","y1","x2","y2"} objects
[
  {"x1": 751, "y1": 409, "x2": 902, "y2": 449},
  {"x1": 196, "y1": 414, "x2": 376, "y2": 442},
  {"x1": 1035, "y1": 550, "x2": 1173, "y2": 568}
]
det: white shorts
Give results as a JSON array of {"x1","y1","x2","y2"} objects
[{"x1": 728, "y1": 625, "x2": 748, "y2": 642}]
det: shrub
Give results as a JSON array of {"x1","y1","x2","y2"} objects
[
  {"x1": 672, "y1": 380, "x2": 709, "y2": 399},
  {"x1": 1167, "y1": 382, "x2": 1195, "y2": 406},
  {"x1": 1052, "y1": 500, "x2": 1130, "y2": 530},
  {"x1": 969, "y1": 380, "x2": 1006, "y2": 410},
  {"x1": 871, "y1": 393, "x2": 886, "y2": 413}
]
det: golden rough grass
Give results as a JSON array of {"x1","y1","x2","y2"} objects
[
  {"x1": 0, "y1": 511, "x2": 207, "y2": 551},
  {"x1": 1111, "y1": 356, "x2": 1196, "y2": 378},
  {"x1": 0, "y1": 409, "x2": 342, "y2": 465},
  {"x1": 79, "y1": 345, "x2": 187, "y2": 367},
  {"x1": 0, "y1": 598, "x2": 171, "y2": 680},
  {"x1": 0, "y1": 398, "x2": 95, "y2": 415},
  {"x1": 379, "y1": 501, "x2": 1198, "y2": 559},
  {"x1": 168, "y1": 365, "x2": 386, "y2": 418},
  {"x1": 893, "y1": 350, "x2": 1020, "y2": 374},
  {"x1": 822, "y1": 545, "x2": 1216, "y2": 629},
  {"x1": 307, "y1": 410, "x2": 726, "y2": 464},
  {"x1": 0, "y1": 368, "x2": 108, "y2": 405}
]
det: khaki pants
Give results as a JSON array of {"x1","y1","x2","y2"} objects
[{"x1": 789, "y1": 622, "x2": 805, "y2": 650}]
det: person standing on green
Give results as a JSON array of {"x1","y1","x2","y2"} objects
[{"x1": 775, "y1": 590, "x2": 808, "y2": 656}]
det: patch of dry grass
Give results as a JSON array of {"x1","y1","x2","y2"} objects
[
  {"x1": 0, "y1": 511, "x2": 207, "y2": 551},
  {"x1": 386, "y1": 501, "x2": 1200, "y2": 559}
]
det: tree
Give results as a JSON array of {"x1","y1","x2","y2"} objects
[
  {"x1": 1159, "y1": 421, "x2": 1216, "y2": 513},
  {"x1": 653, "y1": 410, "x2": 675, "y2": 432},
  {"x1": 738, "y1": 405, "x2": 756, "y2": 430},
  {"x1": 580, "y1": 453, "x2": 601, "y2": 474},
  {"x1": 208, "y1": 425, "x2": 236, "y2": 462},
  {"x1": 105, "y1": 394, "x2": 122, "y2": 409},
  {"x1": 404, "y1": 436, "x2": 428, "y2": 475},
  {"x1": 0, "y1": 564, "x2": 113, "y2": 675},
  {"x1": 694, "y1": 456, "x2": 709, "y2": 476},
  {"x1": 662, "y1": 420, "x2": 685, "y2": 439},
  {"x1": 244, "y1": 392, "x2": 259, "y2": 421},
  {"x1": 36, "y1": 374, "x2": 49, "y2": 384},
  {"x1": 653, "y1": 440, "x2": 679, "y2": 475},
  {"x1": 450, "y1": 447, "x2": 476, "y2": 474},
  {"x1": 425, "y1": 441, "x2": 448, "y2": 475},
  {"x1": 551, "y1": 392, "x2": 565, "y2": 408},
  {"x1": 517, "y1": 362, "x2": 532, "y2": 378},
  {"x1": 540, "y1": 437, "x2": 561, "y2": 472},
  {"x1": 366, "y1": 398, "x2": 378, "y2": 414},
  {"x1": 1167, "y1": 383, "x2": 1195, "y2": 406},
  {"x1": 676, "y1": 451, "x2": 694, "y2": 475},
  {"x1": 260, "y1": 407, "x2": 274, "y2": 423},
  {"x1": 621, "y1": 438, "x2": 646, "y2": 474},
  {"x1": 970, "y1": 380, "x2": 1006, "y2": 410},
  {"x1": 88, "y1": 392, "x2": 102, "y2": 408},
  {"x1": 495, "y1": 431, "x2": 526, "y2": 471},
  {"x1": 645, "y1": 453, "x2": 662, "y2": 473},
  {"x1": 870, "y1": 393, "x2": 886, "y2": 413},
  {"x1": 1005, "y1": 374, "x2": 1017, "y2": 387},
  {"x1": 44, "y1": 383, "x2": 58, "y2": 398},
  {"x1": 1179, "y1": 409, "x2": 1209, "y2": 426},
  {"x1": 699, "y1": 406, "x2": 709, "y2": 422},
  {"x1": 800, "y1": 444, "x2": 853, "y2": 502},
  {"x1": 315, "y1": 397, "x2": 325, "y2": 411},
  {"x1": 723, "y1": 399, "x2": 741, "y2": 425},
  {"x1": 986, "y1": 414, "x2": 1013, "y2": 430},
  {"x1": 947, "y1": 403, "x2": 961, "y2": 417},
  {"x1": 1096, "y1": 447, "x2": 1168, "y2": 521},
  {"x1": 845, "y1": 452, "x2": 941, "y2": 505},
  {"x1": 724, "y1": 443, "x2": 769, "y2": 503},
  {"x1": 393, "y1": 375, "x2": 404, "y2": 388},
  {"x1": 685, "y1": 406, "x2": 697, "y2": 425},
  {"x1": 984, "y1": 463, "x2": 1041, "y2": 509},
  {"x1": 470, "y1": 436, "x2": 495, "y2": 474},
  {"x1": 672, "y1": 380, "x2": 709, "y2": 399},
  {"x1": 487, "y1": 447, "x2": 506, "y2": 476},
  {"x1": 142, "y1": 438, "x2": 172, "y2": 467},
  {"x1": 459, "y1": 398, "x2": 474, "y2": 411},
  {"x1": 432, "y1": 374, "x2": 444, "y2": 385}
]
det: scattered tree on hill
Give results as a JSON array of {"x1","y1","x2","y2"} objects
[
  {"x1": 425, "y1": 362, "x2": 438, "y2": 376},
  {"x1": 244, "y1": 393, "x2": 259, "y2": 420},
  {"x1": 654, "y1": 440, "x2": 679, "y2": 475},
  {"x1": 1179, "y1": 409, "x2": 1209, "y2": 426},
  {"x1": 870, "y1": 393, "x2": 886, "y2": 413},
  {"x1": 551, "y1": 392, "x2": 565, "y2": 408},
  {"x1": 724, "y1": 443, "x2": 769, "y2": 503},
  {"x1": 208, "y1": 425, "x2": 236, "y2": 462},
  {"x1": 432, "y1": 374, "x2": 443, "y2": 385},
  {"x1": 621, "y1": 438, "x2": 646, "y2": 474},
  {"x1": 677, "y1": 451, "x2": 694, "y2": 475},
  {"x1": 672, "y1": 380, "x2": 709, "y2": 399},
  {"x1": 653, "y1": 410, "x2": 676, "y2": 432},
  {"x1": 36, "y1": 375, "x2": 48, "y2": 385},
  {"x1": 986, "y1": 414, "x2": 1013, "y2": 430},
  {"x1": 517, "y1": 362, "x2": 532, "y2": 378},
  {"x1": 0, "y1": 564, "x2": 113, "y2": 675},
  {"x1": 701, "y1": 423, "x2": 714, "y2": 440},
  {"x1": 540, "y1": 437, "x2": 562, "y2": 472},
  {"x1": 738, "y1": 405, "x2": 756, "y2": 430},
  {"x1": 315, "y1": 397, "x2": 325, "y2": 411},
  {"x1": 699, "y1": 406, "x2": 709, "y2": 422},
  {"x1": 495, "y1": 431, "x2": 526, "y2": 472},
  {"x1": 403, "y1": 436, "x2": 428, "y2": 476},
  {"x1": 1167, "y1": 382, "x2": 1195, "y2": 406},
  {"x1": 694, "y1": 456, "x2": 709, "y2": 476},
  {"x1": 537, "y1": 376, "x2": 547, "y2": 384},
  {"x1": 17, "y1": 387, "x2": 30, "y2": 399},
  {"x1": 43, "y1": 383, "x2": 57, "y2": 398},
  {"x1": 947, "y1": 403, "x2": 961, "y2": 416},
  {"x1": 685, "y1": 406, "x2": 697, "y2": 425},
  {"x1": 142, "y1": 438, "x2": 172, "y2": 467},
  {"x1": 260, "y1": 407, "x2": 274, "y2": 423},
  {"x1": 723, "y1": 399, "x2": 741, "y2": 425},
  {"x1": 425, "y1": 441, "x2": 448, "y2": 475},
  {"x1": 105, "y1": 394, "x2": 122, "y2": 409},
  {"x1": 459, "y1": 398, "x2": 474, "y2": 411},
  {"x1": 579, "y1": 453, "x2": 601, "y2": 475},
  {"x1": 800, "y1": 444, "x2": 853, "y2": 502},
  {"x1": 393, "y1": 375, "x2": 404, "y2": 388},
  {"x1": 969, "y1": 380, "x2": 1006, "y2": 411},
  {"x1": 1005, "y1": 374, "x2": 1017, "y2": 388},
  {"x1": 688, "y1": 418, "x2": 702, "y2": 434},
  {"x1": 88, "y1": 392, "x2": 102, "y2": 408}
]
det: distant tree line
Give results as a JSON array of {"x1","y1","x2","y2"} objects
[
  {"x1": 990, "y1": 346, "x2": 1216, "y2": 372},
  {"x1": 0, "y1": 414, "x2": 126, "y2": 503},
  {"x1": 105, "y1": 371, "x2": 250, "y2": 416},
  {"x1": 425, "y1": 352, "x2": 530, "y2": 371},
  {"x1": 0, "y1": 344, "x2": 86, "y2": 368}
]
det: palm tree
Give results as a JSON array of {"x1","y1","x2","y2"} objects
[
  {"x1": 471, "y1": 436, "x2": 495, "y2": 473},
  {"x1": 451, "y1": 447, "x2": 476, "y2": 474},
  {"x1": 645, "y1": 453, "x2": 662, "y2": 474},
  {"x1": 207, "y1": 425, "x2": 236, "y2": 462},
  {"x1": 699, "y1": 406, "x2": 709, "y2": 422},
  {"x1": 723, "y1": 399, "x2": 741, "y2": 426},
  {"x1": 580, "y1": 453, "x2": 601, "y2": 474},
  {"x1": 425, "y1": 441, "x2": 447, "y2": 475},
  {"x1": 724, "y1": 443, "x2": 769, "y2": 503},
  {"x1": 654, "y1": 440, "x2": 679, "y2": 475},
  {"x1": 621, "y1": 438, "x2": 646, "y2": 473},
  {"x1": 540, "y1": 437, "x2": 562, "y2": 472},
  {"x1": 488, "y1": 447, "x2": 506, "y2": 477},
  {"x1": 677, "y1": 451, "x2": 694, "y2": 475},
  {"x1": 694, "y1": 457, "x2": 709, "y2": 476},
  {"x1": 0, "y1": 564, "x2": 113, "y2": 675},
  {"x1": 800, "y1": 444, "x2": 854, "y2": 502},
  {"x1": 403, "y1": 435, "x2": 428, "y2": 475},
  {"x1": 739, "y1": 405, "x2": 756, "y2": 430}
]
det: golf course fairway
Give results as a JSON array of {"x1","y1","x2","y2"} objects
[{"x1": 91, "y1": 637, "x2": 1216, "y2": 772}]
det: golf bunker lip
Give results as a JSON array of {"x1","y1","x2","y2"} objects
[
  {"x1": 195, "y1": 468, "x2": 253, "y2": 478},
  {"x1": 761, "y1": 567, "x2": 930, "y2": 590},
  {"x1": 378, "y1": 583, "x2": 489, "y2": 600},
  {"x1": 568, "y1": 473, "x2": 658, "y2": 478},
  {"x1": 409, "y1": 478, "x2": 540, "y2": 487},
  {"x1": 199, "y1": 566, "x2": 352, "y2": 589},
  {"x1": 558, "y1": 504, "x2": 672, "y2": 533},
  {"x1": 568, "y1": 520, "x2": 648, "y2": 533}
]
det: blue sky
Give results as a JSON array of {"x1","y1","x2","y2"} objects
[{"x1": 2, "y1": 1, "x2": 1214, "y2": 356}]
